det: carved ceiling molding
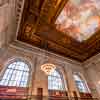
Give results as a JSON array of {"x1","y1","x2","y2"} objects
[
  {"x1": 83, "y1": 52, "x2": 100, "y2": 67},
  {"x1": 17, "y1": 0, "x2": 100, "y2": 62},
  {"x1": 10, "y1": 40, "x2": 82, "y2": 66},
  {"x1": 15, "y1": 0, "x2": 25, "y2": 23}
]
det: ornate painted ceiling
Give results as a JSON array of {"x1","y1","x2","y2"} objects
[
  {"x1": 17, "y1": 0, "x2": 100, "y2": 62},
  {"x1": 56, "y1": 0, "x2": 100, "y2": 42}
]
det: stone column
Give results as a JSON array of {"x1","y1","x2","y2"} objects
[
  {"x1": 65, "y1": 67, "x2": 80, "y2": 98},
  {"x1": 27, "y1": 56, "x2": 37, "y2": 100},
  {"x1": 31, "y1": 57, "x2": 48, "y2": 100},
  {"x1": 85, "y1": 67, "x2": 100, "y2": 98}
]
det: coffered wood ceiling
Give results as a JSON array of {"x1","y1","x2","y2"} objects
[{"x1": 17, "y1": 0, "x2": 100, "y2": 62}]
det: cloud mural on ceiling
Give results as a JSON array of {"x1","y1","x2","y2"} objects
[{"x1": 55, "y1": 0, "x2": 100, "y2": 42}]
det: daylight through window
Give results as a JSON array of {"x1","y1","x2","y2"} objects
[
  {"x1": 48, "y1": 70, "x2": 65, "y2": 91},
  {"x1": 73, "y1": 74, "x2": 89, "y2": 93},
  {"x1": 0, "y1": 61, "x2": 29, "y2": 87}
]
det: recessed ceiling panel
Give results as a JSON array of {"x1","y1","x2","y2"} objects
[{"x1": 55, "y1": 0, "x2": 100, "y2": 42}]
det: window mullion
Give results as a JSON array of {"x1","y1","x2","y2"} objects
[
  {"x1": 8, "y1": 69, "x2": 15, "y2": 86},
  {"x1": 0, "y1": 61, "x2": 29, "y2": 88},
  {"x1": 19, "y1": 70, "x2": 24, "y2": 87},
  {"x1": 48, "y1": 70, "x2": 65, "y2": 91}
]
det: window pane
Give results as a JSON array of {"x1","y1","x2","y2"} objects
[
  {"x1": 48, "y1": 70, "x2": 65, "y2": 91},
  {"x1": 0, "y1": 61, "x2": 29, "y2": 87},
  {"x1": 24, "y1": 64, "x2": 29, "y2": 71},
  {"x1": 8, "y1": 80, "x2": 14, "y2": 86},
  {"x1": 8, "y1": 63, "x2": 16, "y2": 68},
  {"x1": 74, "y1": 74, "x2": 87, "y2": 93},
  {"x1": 0, "y1": 80, "x2": 6, "y2": 85}
]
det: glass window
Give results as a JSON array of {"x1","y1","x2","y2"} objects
[
  {"x1": 73, "y1": 74, "x2": 88, "y2": 93},
  {"x1": 0, "y1": 61, "x2": 29, "y2": 87},
  {"x1": 48, "y1": 70, "x2": 65, "y2": 91}
]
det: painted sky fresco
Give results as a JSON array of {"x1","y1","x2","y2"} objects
[{"x1": 55, "y1": 0, "x2": 100, "y2": 42}]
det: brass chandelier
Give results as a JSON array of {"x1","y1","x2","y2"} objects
[
  {"x1": 41, "y1": 63, "x2": 56, "y2": 75},
  {"x1": 40, "y1": 41, "x2": 56, "y2": 75}
]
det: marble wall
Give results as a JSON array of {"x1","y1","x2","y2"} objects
[
  {"x1": 0, "y1": 40, "x2": 99, "y2": 98},
  {"x1": 83, "y1": 54, "x2": 100, "y2": 98}
]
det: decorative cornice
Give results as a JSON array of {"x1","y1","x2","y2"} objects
[
  {"x1": 15, "y1": 0, "x2": 25, "y2": 39},
  {"x1": 83, "y1": 52, "x2": 100, "y2": 68},
  {"x1": 9, "y1": 40, "x2": 82, "y2": 66}
]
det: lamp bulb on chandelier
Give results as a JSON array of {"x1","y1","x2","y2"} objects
[{"x1": 41, "y1": 63, "x2": 56, "y2": 75}]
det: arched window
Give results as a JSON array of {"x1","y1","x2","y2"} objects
[
  {"x1": 48, "y1": 70, "x2": 65, "y2": 91},
  {"x1": 0, "y1": 60, "x2": 29, "y2": 87},
  {"x1": 73, "y1": 74, "x2": 89, "y2": 93}
]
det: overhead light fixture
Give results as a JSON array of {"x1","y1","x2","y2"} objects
[
  {"x1": 40, "y1": 40, "x2": 56, "y2": 75},
  {"x1": 41, "y1": 63, "x2": 56, "y2": 75}
]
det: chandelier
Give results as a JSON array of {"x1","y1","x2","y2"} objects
[
  {"x1": 41, "y1": 63, "x2": 56, "y2": 75},
  {"x1": 40, "y1": 40, "x2": 56, "y2": 75}
]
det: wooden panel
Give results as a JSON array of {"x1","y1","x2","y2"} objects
[
  {"x1": 37, "y1": 88, "x2": 43, "y2": 100},
  {"x1": 79, "y1": 92, "x2": 92, "y2": 98},
  {"x1": 0, "y1": 86, "x2": 28, "y2": 99}
]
